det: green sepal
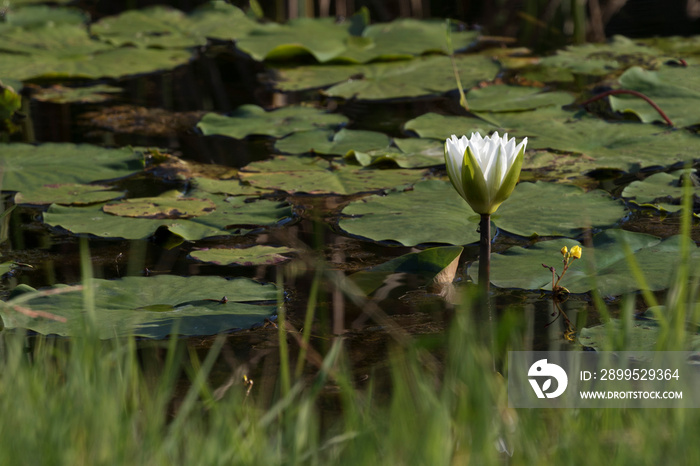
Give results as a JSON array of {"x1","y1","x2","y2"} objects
[
  {"x1": 462, "y1": 146, "x2": 490, "y2": 214},
  {"x1": 489, "y1": 145, "x2": 524, "y2": 214}
]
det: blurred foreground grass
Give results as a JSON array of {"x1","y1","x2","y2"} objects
[{"x1": 0, "y1": 287, "x2": 697, "y2": 465}]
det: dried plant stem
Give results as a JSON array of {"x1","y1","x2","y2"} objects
[{"x1": 580, "y1": 89, "x2": 674, "y2": 126}]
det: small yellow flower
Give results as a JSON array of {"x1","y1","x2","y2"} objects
[
  {"x1": 560, "y1": 246, "x2": 568, "y2": 256},
  {"x1": 570, "y1": 245, "x2": 582, "y2": 259}
]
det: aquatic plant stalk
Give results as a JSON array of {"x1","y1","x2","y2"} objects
[{"x1": 479, "y1": 214, "x2": 490, "y2": 293}]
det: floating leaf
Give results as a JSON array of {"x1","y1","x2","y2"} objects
[
  {"x1": 349, "y1": 245, "x2": 463, "y2": 295},
  {"x1": 339, "y1": 179, "x2": 481, "y2": 246},
  {"x1": 1, "y1": 275, "x2": 278, "y2": 339},
  {"x1": 466, "y1": 85, "x2": 574, "y2": 112},
  {"x1": 345, "y1": 138, "x2": 444, "y2": 168},
  {"x1": 275, "y1": 128, "x2": 391, "y2": 156},
  {"x1": 536, "y1": 36, "x2": 665, "y2": 76},
  {"x1": 190, "y1": 245, "x2": 295, "y2": 266},
  {"x1": 494, "y1": 182, "x2": 627, "y2": 237},
  {"x1": 0, "y1": 143, "x2": 143, "y2": 194},
  {"x1": 239, "y1": 156, "x2": 423, "y2": 195},
  {"x1": 197, "y1": 105, "x2": 348, "y2": 139},
  {"x1": 43, "y1": 193, "x2": 291, "y2": 241},
  {"x1": 610, "y1": 66, "x2": 700, "y2": 127},
  {"x1": 30, "y1": 84, "x2": 122, "y2": 104},
  {"x1": 0, "y1": 23, "x2": 192, "y2": 81},
  {"x1": 275, "y1": 54, "x2": 499, "y2": 100},
  {"x1": 103, "y1": 197, "x2": 216, "y2": 219},
  {"x1": 14, "y1": 183, "x2": 124, "y2": 206},
  {"x1": 405, "y1": 109, "x2": 700, "y2": 173},
  {"x1": 471, "y1": 229, "x2": 700, "y2": 295},
  {"x1": 622, "y1": 169, "x2": 699, "y2": 213},
  {"x1": 0, "y1": 5, "x2": 88, "y2": 32},
  {"x1": 191, "y1": 177, "x2": 272, "y2": 197},
  {"x1": 91, "y1": 6, "x2": 206, "y2": 48},
  {"x1": 236, "y1": 16, "x2": 359, "y2": 62}
]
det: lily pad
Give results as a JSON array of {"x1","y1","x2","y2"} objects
[
  {"x1": 349, "y1": 245, "x2": 463, "y2": 295},
  {"x1": 190, "y1": 245, "x2": 295, "y2": 266},
  {"x1": 197, "y1": 105, "x2": 348, "y2": 139},
  {"x1": 0, "y1": 5, "x2": 88, "y2": 32},
  {"x1": 43, "y1": 193, "x2": 292, "y2": 241},
  {"x1": 239, "y1": 156, "x2": 423, "y2": 195},
  {"x1": 275, "y1": 128, "x2": 391, "y2": 156},
  {"x1": 345, "y1": 138, "x2": 445, "y2": 168},
  {"x1": 91, "y1": 6, "x2": 206, "y2": 49},
  {"x1": 494, "y1": 182, "x2": 627, "y2": 237},
  {"x1": 0, "y1": 143, "x2": 143, "y2": 194},
  {"x1": 404, "y1": 109, "x2": 700, "y2": 173},
  {"x1": 610, "y1": 66, "x2": 700, "y2": 127},
  {"x1": 30, "y1": 84, "x2": 122, "y2": 104},
  {"x1": 103, "y1": 197, "x2": 216, "y2": 219},
  {"x1": 622, "y1": 169, "x2": 699, "y2": 213},
  {"x1": 536, "y1": 35, "x2": 665, "y2": 77},
  {"x1": 339, "y1": 179, "x2": 481, "y2": 246},
  {"x1": 470, "y1": 229, "x2": 700, "y2": 295},
  {"x1": 578, "y1": 317, "x2": 700, "y2": 351},
  {"x1": 0, "y1": 23, "x2": 193, "y2": 81},
  {"x1": 191, "y1": 177, "x2": 273, "y2": 197},
  {"x1": 275, "y1": 54, "x2": 499, "y2": 100},
  {"x1": 14, "y1": 183, "x2": 124, "y2": 206},
  {"x1": 466, "y1": 85, "x2": 574, "y2": 112},
  {"x1": 0, "y1": 275, "x2": 278, "y2": 339}
]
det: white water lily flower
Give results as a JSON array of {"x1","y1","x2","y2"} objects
[{"x1": 444, "y1": 132, "x2": 527, "y2": 215}]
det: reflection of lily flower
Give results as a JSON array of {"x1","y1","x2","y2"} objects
[{"x1": 444, "y1": 132, "x2": 527, "y2": 214}]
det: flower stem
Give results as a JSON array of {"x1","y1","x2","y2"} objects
[{"x1": 479, "y1": 213, "x2": 490, "y2": 294}]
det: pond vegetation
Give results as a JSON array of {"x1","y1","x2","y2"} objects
[{"x1": 0, "y1": 0, "x2": 699, "y2": 463}]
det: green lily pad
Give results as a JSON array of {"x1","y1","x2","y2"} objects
[
  {"x1": 103, "y1": 197, "x2": 216, "y2": 219},
  {"x1": 622, "y1": 169, "x2": 699, "y2": 213},
  {"x1": 345, "y1": 138, "x2": 444, "y2": 168},
  {"x1": 237, "y1": 16, "x2": 357, "y2": 62},
  {"x1": 471, "y1": 229, "x2": 700, "y2": 295},
  {"x1": 190, "y1": 245, "x2": 296, "y2": 266},
  {"x1": 31, "y1": 84, "x2": 122, "y2": 104},
  {"x1": 43, "y1": 193, "x2": 291, "y2": 241},
  {"x1": 349, "y1": 245, "x2": 463, "y2": 295},
  {"x1": 275, "y1": 128, "x2": 391, "y2": 156},
  {"x1": 191, "y1": 177, "x2": 273, "y2": 197},
  {"x1": 403, "y1": 112, "x2": 498, "y2": 140},
  {"x1": 404, "y1": 109, "x2": 700, "y2": 173},
  {"x1": 610, "y1": 66, "x2": 700, "y2": 127},
  {"x1": 494, "y1": 182, "x2": 627, "y2": 237},
  {"x1": 187, "y1": 1, "x2": 259, "y2": 41},
  {"x1": 0, "y1": 143, "x2": 143, "y2": 194},
  {"x1": 197, "y1": 105, "x2": 348, "y2": 139},
  {"x1": 339, "y1": 18, "x2": 479, "y2": 63},
  {"x1": 0, "y1": 23, "x2": 192, "y2": 81},
  {"x1": 0, "y1": 275, "x2": 278, "y2": 339},
  {"x1": 466, "y1": 85, "x2": 574, "y2": 112},
  {"x1": 14, "y1": 183, "x2": 124, "y2": 206},
  {"x1": 578, "y1": 317, "x2": 700, "y2": 351},
  {"x1": 522, "y1": 150, "x2": 598, "y2": 181},
  {"x1": 0, "y1": 5, "x2": 88, "y2": 32},
  {"x1": 91, "y1": 6, "x2": 206, "y2": 49},
  {"x1": 275, "y1": 54, "x2": 499, "y2": 100},
  {"x1": 536, "y1": 35, "x2": 665, "y2": 77},
  {"x1": 339, "y1": 179, "x2": 481, "y2": 246},
  {"x1": 239, "y1": 156, "x2": 423, "y2": 195}
]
